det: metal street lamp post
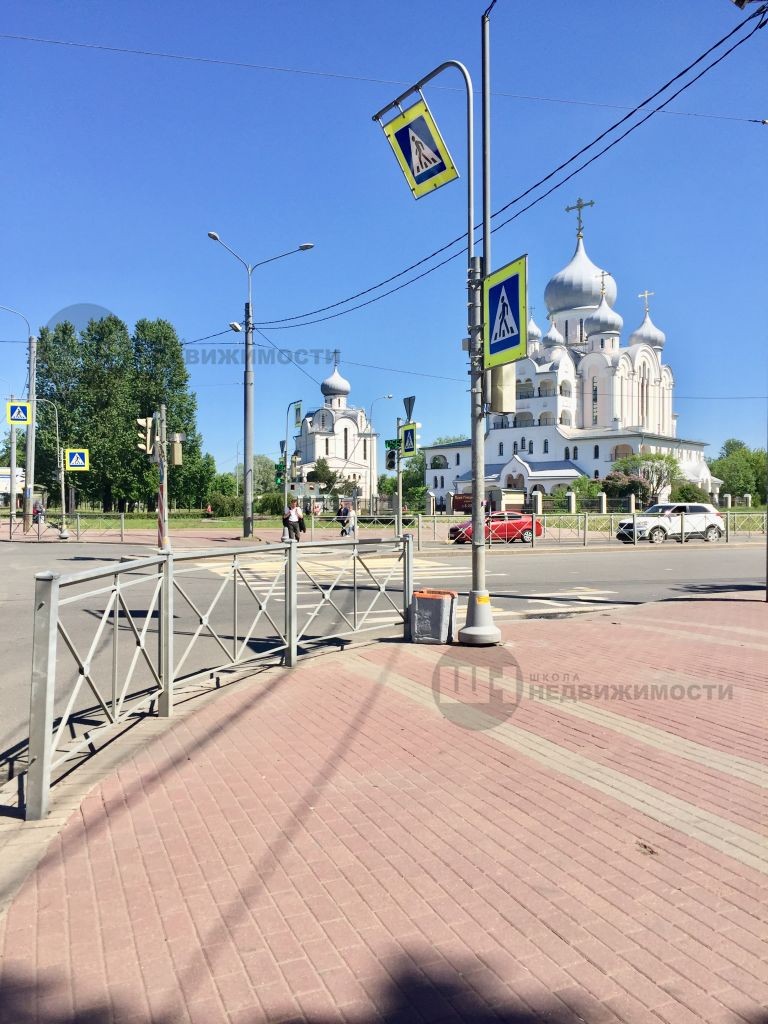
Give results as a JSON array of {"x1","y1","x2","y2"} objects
[
  {"x1": 284, "y1": 399, "x2": 302, "y2": 510},
  {"x1": 36, "y1": 397, "x2": 68, "y2": 539},
  {"x1": 373, "y1": 62, "x2": 500, "y2": 645},
  {"x1": 368, "y1": 394, "x2": 393, "y2": 513},
  {"x1": 207, "y1": 233, "x2": 314, "y2": 538}
]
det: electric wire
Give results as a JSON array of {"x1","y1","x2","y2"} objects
[
  {"x1": 252, "y1": 6, "x2": 766, "y2": 329},
  {"x1": 1, "y1": 31, "x2": 761, "y2": 123}
]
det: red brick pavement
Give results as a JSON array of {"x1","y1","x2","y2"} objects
[{"x1": 0, "y1": 594, "x2": 766, "y2": 1023}]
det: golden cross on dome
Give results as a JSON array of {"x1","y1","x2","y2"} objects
[
  {"x1": 595, "y1": 270, "x2": 612, "y2": 297},
  {"x1": 565, "y1": 197, "x2": 595, "y2": 239},
  {"x1": 331, "y1": 348, "x2": 341, "y2": 367},
  {"x1": 638, "y1": 290, "x2": 654, "y2": 314}
]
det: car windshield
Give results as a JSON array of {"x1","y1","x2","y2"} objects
[{"x1": 644, "y1": 505, "x2": 672, "y2": 514}]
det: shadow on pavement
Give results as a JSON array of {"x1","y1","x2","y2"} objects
[
  {"x1": 0, "y1": 960, "x2": 627, "y2": 1023},
  {"x1": 664, "y1": 581, "x2": 766, "y2": 601}
]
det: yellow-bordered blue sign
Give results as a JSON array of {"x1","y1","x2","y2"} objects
[
  {"x1": 6, "y1": 401, "x2": 30, "y2": 425},
  {"x1": 65, "y1": 448, "x2": 90, "y2": 471},
  {"x1": 483, "y1": 255, "x2": 528, "y2": 369},
  {"x1": 382, "y1": 99, "x2": 459, "y2": 200},
  {"x1": 399, "y1": 421, "x2": 418, "y2": 457}
]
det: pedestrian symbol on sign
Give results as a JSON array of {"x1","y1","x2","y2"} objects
[
  {"x1": 5, "y1": 401, "x2": 30, "y2": 425},
  {"x1": 408, "y1": 127, "x2": 440, "y2": 176},
  {"x1": 65, "y1": 448, "x2": 90, "y2": 471},
  {"x1": 491, "y1": 285, "x2": 519, "y2": 344}
]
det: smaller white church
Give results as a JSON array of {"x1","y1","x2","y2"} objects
[
  {"x1": 424, "y1": 199, "x2": 719, "y2": 508},
  {"x1": 293, "y1": 352, "x2": 378, "y2": 501}
]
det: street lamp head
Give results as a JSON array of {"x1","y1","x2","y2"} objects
[
  {"x1": 298, "y1": 243, "x2": 314, "y2": 251},
  {"x1": 229, "y1": 322, "x2": 242, "y2": 332},
  {"x1": 207, "y1": 231, "x2": 220, "y2": 241}
]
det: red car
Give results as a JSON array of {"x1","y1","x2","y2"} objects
[{"x1": 449, "y1": 511, "x2": 542, "y2": 544}]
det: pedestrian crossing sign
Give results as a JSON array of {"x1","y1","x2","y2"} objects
[
  {"x1": 483, "y1": 255, "x2": 528, "y2": 369},
  {"x1": 399, "y1": 422, "x2": 418, "y2": 457},
  {"x1": 381, "y1": 98, "x2": 459, "y2": 200},
  {"x1": 65, "y1": 448, "x2": 90, "y2": 471},
  {"x1": 6, "y1": 401, "x2": 30, "y2": 425}
]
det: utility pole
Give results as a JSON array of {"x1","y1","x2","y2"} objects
[
  {"x1": 23, "y1": 333, "x2": 37, "y2": 533},
  {"x1": 396, "y1": 415, "x2": 403, "y2": 537},
  {"x1": 157, "y1": 405, "x2": 170, "y2": 551}
]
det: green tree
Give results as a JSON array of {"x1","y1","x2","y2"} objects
[
  {"x1": 377, "y1": 473, "x2": 397, "y2": 496},
  {"x1": 35, "y1": 321, "x2": 82, "y2": 505},
  {"x1": 570, "y1": 476, "x2": 603, "y2": 500},
  {"x1": 307, "y1": 457, "x2": 338, "y2": 494},
  {"x1": 710, "y1": 449, "x2": 756, "y2": 499},
  {"x1": 670, "y1": 481, "x2": 711, "y2": 503},
  {"x1": 211, "y1": 472, "x2": 237, "y2": 497},
  {"x1": 402, "y1": 450, "x2": 427, "y2": 510},
  {"x1": 431, "y1": 434, "x2": 469, "y2": 444},
  {"x1": 612, "y1": 452, "x2": 680, "y2": 499},
  {"x1": 253, "y1": 454, "x2": 276, "y2": 494}
]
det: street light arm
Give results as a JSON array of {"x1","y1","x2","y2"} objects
[
  {"x1": 252, "y1": 247, "x2": 312, "y2": 271},
  {"x1": 0, "y1": 304, "x2": 32, "y2": 339}
]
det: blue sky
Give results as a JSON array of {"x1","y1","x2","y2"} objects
[{"x1": 1, "y1": 0, "x2": 766, "y2": 477}]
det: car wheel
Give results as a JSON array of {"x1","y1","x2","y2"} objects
[
  {"x1": 704, "y1": 526, "x2": 722, "y2": 542},
  {"x1": 648, "y1": 527, "x2": 666, "y2": 544},
  {"x1": 521, "y1": 528, "x2": 533, "y2": 544}
]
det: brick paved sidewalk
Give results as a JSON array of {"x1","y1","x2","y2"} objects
[{"x1": 0, "y1": 594, "x2": 766, "y2": 1023}]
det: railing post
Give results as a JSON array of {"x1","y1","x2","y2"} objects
[
  {"x1": 632, "y1": 512, "x2": 638, "y2": 546},
  {"x1": 285, "y1": 541, "x2": 298, "y2": 666},
  {"x1": 725, "y1": 511, "x2": 730, "y2": 543},
  {"x1": 310, "y1": 513, "x2": 315, "y2": 541},
  {"x1": 76, "y1": 513, "x2": 81, "y2": 541},
  {"x1": 158, "y1": 551, "x2": 174, "y2": 717},
  {"x1": 583, "y1": 512, "x2": 589, "y2": 546},
  {"x1": 417, "y1": 514, "x2": 422, "y2": 552},
  {"x1": 120, "y1": 512, "x2": 125, "y2": 542},
  {"x1": 403, "y1": 533, "x2": 414, "y2": 641},
  {"x1": 26, "y1": 572, "x2": 60, "y2": 820}
]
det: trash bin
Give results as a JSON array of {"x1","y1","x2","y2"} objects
[{"x1": 409, "y1": 589, "x2": 458, "y2": 645}]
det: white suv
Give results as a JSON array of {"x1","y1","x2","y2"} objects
[{"x1": 616, "y1": 503, "x2": 724, "y2": 545}]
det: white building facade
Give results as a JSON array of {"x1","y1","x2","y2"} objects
[
  {"x1": 425, "y1": 207, "x2": 718, "y2": 507},
  {"x1": 293, "y1": 353, "x2": 378, "y2": 502}
]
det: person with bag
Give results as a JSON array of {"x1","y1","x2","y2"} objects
[
  {"x1": 283, "y1": 498, "x2": 305, "y2": 542},
  {"x1": 337, "y1": 503, "x2": 350, "y2": 537}
]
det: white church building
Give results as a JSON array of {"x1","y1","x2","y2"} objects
[
  {"x1": 425, "y1": 201, "x2": 718, "y2": 508},
  {"x1": 293, "y1": 352, "x2": 378, "y2": 502}
]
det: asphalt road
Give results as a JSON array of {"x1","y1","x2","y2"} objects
[{"x1": 0, "y1": 538, "x2": 764, "y2": 783}]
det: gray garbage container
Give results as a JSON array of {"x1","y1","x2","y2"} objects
[{"x1": 410, "y1": 589, "x2": 458, "y2": 645}]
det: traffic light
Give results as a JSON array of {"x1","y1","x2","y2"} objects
[
  {"x1": 274, "y1": 459, "x2": 285, "y2": 486},
  {"x1": 386, "y1": 449, "x2": 397, "y2": 471},
  {"x1": 136, "y1": 416, "x2": 154, "y2": 456}
]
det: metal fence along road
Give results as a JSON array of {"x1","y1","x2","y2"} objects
[{"x1": 24, "y1": 536, "x2": 413, "y2": 820}]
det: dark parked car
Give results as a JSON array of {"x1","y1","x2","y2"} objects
[{"x1": 449, "y1": 511, "x2": 543, "y2": 544}]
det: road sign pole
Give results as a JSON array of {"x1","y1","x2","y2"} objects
[
  {"x1": 23, "y1": 334, "x2": 37, "y2": 533},
  {"x1": 9, "y1": 395, "x2": 16, "y2": 525},
  {"x1": 157, "y1": 405, "x2": 170, "y2": 551},
  {"x1": 243, "y1": 294, "x2": 254, "y2": 539},
  {"x1": 396, "y1": 416, "x2": 403, "y2": 537}
]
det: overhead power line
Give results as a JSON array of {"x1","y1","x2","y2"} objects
[
  {"x1": 250, "y1": 5, "x2": 767, "y2": 330},
  {"x1": 0, "y1": 32, "x2": 761, "y2": 123}
]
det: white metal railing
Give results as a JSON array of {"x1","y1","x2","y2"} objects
[{"x1": 24, "y1": 536, "x2": 413, "y2": 820}]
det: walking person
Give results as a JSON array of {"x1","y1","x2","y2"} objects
[
  {"x1": 337, "y1": 503, "x2": 350, "y2": 537},
  {"x1": 345, "y1": 504, "x2": 357, "y2": 537},
  {"x1": 283, "y1": 497, "x2": 305, "y2": 542}
]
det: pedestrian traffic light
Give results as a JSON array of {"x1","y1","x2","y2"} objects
[
  {"x1": 274, "y1": 460, "x2": 284, "y2": 486},
  {"x1": 136, "y1": 416, "x2": 154, "y2": 456},
  {"x1": 386, "y1": 449, "x2": 397, "y2": 471}
]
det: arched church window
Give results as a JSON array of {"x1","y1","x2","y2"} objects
[
  {"x1": 498, "y1": 442, "x2": 503, "y2": 457},
  {"x1": 543, "y1": 440, "x2": 549, "y2": 454},
  {"x1": 565, "y1": 447, "x2": 570, "y2": 460},
  {"x1": 513, "y1": 442, "x2": 518, "y2": 455},
  {"x1": 520, "y1": 437, "x2": 526, "y2": 448},
  {"x1": 564, "y1": 321, "x2": 569, "y2": 342},
  {"x1": 573, "y1": 446, "x2": 578, "y2": 459},
  {"x1": 528, "y1": 441, "x2": 533, "y2": 454},
  {"x1": 440, "y1": 476, "x2": 444, "y2": 488},
  {"x1": 591, "y1": 377, "x2": 598, "y2": 426},
  {"x1": 594, "y1": 445, "x2": 599, "y2": 459},
  {"x1": 600, "y1": 339, "x2": 605, "y2": 349},
  {"x1": 363, "y1": 439, "x2": 367, "y2": 461},
  {"x1": 594, "y1": 470, "x2": 600, "y2": 479},
  {"x1": 456, "y1": 453, "x2": 460, "y2": 465},
  {"x1": 579, "y1": 319, "x2": 584, "y2": 343},
  {"x1": 434, "y1": 476, "x2": 438, "y2": 488},
  {"x1": 325, "y1": 438, "x2": 329, "y2": 456},
  {"x1": 344, "y1": 428, "x2": 349, "y2": 460}
]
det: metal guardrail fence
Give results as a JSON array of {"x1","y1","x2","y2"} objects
[
  {"x1": 412, "y1": 511, "x2": 767, "y2": 548},
  {"x1": 25, "y1": 536, "x2": 413, "y2": 819}
]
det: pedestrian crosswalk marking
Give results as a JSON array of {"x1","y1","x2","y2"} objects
[{"x1": 491, "y1": 284, "x2": 519, "y2": 343}]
